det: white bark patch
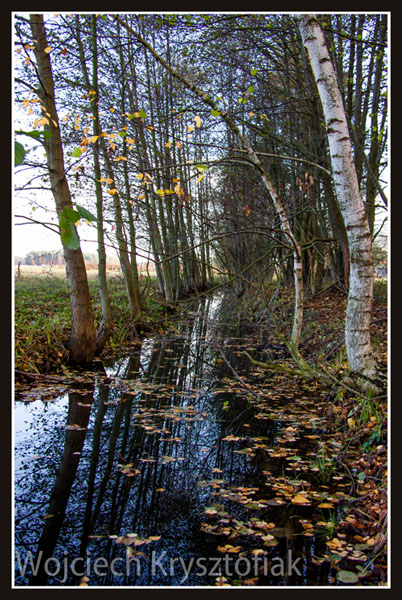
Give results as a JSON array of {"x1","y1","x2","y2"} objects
[{"x1": 298, "y1": 15, "x2": 377, "y2": 380}]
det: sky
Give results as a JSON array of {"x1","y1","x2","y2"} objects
[
  {"x1": 13, "y1": 197, "x2": 100, "y2": 258},
  {"x1": 12, "y1": 171, "x2": 389, "y2": 260}
]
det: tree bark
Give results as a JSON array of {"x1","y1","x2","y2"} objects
[
  {"x1": 30, "y1": 14, "x2": 97, "y2": 364},
  {"x1": 298, "y1": 14, "x2": 377, "y2": 382}
]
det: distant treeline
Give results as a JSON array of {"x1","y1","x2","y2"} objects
[{"x1": 15, "y1": 251, "x2": 118, "y2": 266}]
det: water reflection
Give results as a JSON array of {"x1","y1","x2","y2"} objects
[{"x1": 14, "y1": 292, "x2": 335, "y2": 587}]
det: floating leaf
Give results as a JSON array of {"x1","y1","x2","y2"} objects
[
  {"x1": 161, "y1": 455, "x2": 175, "y2": 463},
  {"x1": 336, "y1": 570, "x2": 359, "y2": 584},
  {"x1": 291, "y1": 494, "x2": 311, "y2": 505},
  {"x1": 217, "y1": 545, "x2": 242, "y2": 554}
]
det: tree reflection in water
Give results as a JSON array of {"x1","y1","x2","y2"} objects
[{"x1": 14, "y1": 292, "x2": 327, "y2": 587}]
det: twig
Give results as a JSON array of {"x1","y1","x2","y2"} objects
[{"x1": 15, "y1": 369, "x2": 72, "y2": 383}]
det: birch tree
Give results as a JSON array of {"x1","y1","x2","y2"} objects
[{"x1": 297, "y1": 14, "x2": 378, "y2": 383}]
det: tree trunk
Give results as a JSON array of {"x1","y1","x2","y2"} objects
[
  {"x1": 298, "y1": 14, "x2": 377, "y2": 382},
  {"x1": 115, "y1": 15, "x2": 306, "y2": 359},
  {"x1": 73, "y1": 15, "x2": 113, "y2": 351},
  {"x1": 30, "y1": 14, "x2": 97, "y2": 365}
]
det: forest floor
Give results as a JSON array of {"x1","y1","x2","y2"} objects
[
  {"x1": 235, "y1": 281, "x2": 388, "y2": 585},
  {"x1": 13, "y1": 275, "x2": 388, "y2": 585}
]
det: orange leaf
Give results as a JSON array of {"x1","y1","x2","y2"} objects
[{"x1": 291, "y1": 494, "x2": 311, "y2": 505}]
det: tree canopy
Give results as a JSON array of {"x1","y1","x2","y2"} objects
[{"x1": 13, "y1": 12, "x2": 388, "y2": 382}]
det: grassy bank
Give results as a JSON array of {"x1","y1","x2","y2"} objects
[{"x1": 14, "y1": 273, "x2": 174, "y2": 375}]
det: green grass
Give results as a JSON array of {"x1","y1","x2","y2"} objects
[
  {"x1": 14, "y1": 275, "x2": 172, "y2": 374},
  {"x1": 373, "y1": 277, "x2": 387, "y2": 301}
]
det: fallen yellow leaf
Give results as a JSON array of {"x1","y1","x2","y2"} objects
[{"x1": 291, "y1": 494, "x2": 311, "y2": 505}]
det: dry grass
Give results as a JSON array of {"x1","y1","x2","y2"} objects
[{"x1": 14, "y1": 263, "x2": 156, "y2": 280}]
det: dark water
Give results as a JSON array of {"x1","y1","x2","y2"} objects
[{"x1": 13, "y1": 291, "x2": 372, "y2": 587}]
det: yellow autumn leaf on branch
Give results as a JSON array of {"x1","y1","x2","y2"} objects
[
  {"x1": 187, "y1": 125, "x2": 194, "y2": 133},
  {"x1": 35, "y1": 116, "x2": 49, "y2": 127},
  {"x1": 196, "y1": 173, "x2": 205, "y2": 184},
  {"x1": 97, "y1": 177, "x2": 114, "y2": 184},
  {"x1": 44, "y1": 46, "x2": 51, "y2": 54},
  {"x1": 194, "y1": 115, "x2": 202, "y2": 127},
  {"x1": 125, "y1": 138, "x2": 135, "y2": 144},
  {"x1": 115, "y1": 156, "x2": 127, "y2": 162},
  {"x1": 174, "y1": 184, "x2": 185, "y2": 197},
  {"x1": 165, "y1": 140, "x2": 172, "y2": 148},
  {"x1": 107, "y1": 189, "x2": 118, "y2": 195}
]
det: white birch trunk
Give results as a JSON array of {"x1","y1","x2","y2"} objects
[{"x1": 298, "y1": 14, "x2": 377, "y2": 381}]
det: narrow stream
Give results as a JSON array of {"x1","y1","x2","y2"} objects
[{"x1": 14, "y1": 291, "x2": 367, "y2": 587}]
